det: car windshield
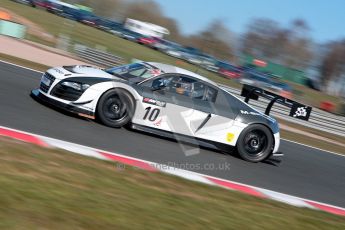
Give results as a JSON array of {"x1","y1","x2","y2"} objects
[{"x1": 105, "y1": 63, "x2": 162, "y2": 81}]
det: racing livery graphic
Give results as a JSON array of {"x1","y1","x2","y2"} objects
[
  {"x1": 31, "y1": 62, "x2": 312, "y2": 162},
  {"x1": 290, "y1": 104, "x2": 312, "y2": 120}
]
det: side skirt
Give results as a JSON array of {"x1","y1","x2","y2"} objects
[{"x1": 130, "y1": 123, "x2": 234, "y2": 153}]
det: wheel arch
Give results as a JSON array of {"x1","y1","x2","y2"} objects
[
  {"x1": 95, "y1": 87, "x2": 137, "y2": 120},
  {"x1": 235, "y1": 122, "x2": 276, "y2": 162},
  {"x1": 236, "y1": 122, "x2": 275, "y2": 152}
]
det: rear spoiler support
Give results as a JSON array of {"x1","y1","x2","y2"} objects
[
  {"x1": 265, "y1": 96, "x2": 282, "y2": 116},
  {"x1": 244, "y1": 87, "x2": 261, "y2": 103},
  {"x1": 241, "y1": 84, "x2": 312, "y2": 121}
]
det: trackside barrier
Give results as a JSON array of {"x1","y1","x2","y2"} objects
[
  {"x1": 74, "y1": 44, "x2": 125, "y2": 68},
  {"x1": 0, "y1": 19, "x2": 26, "y2": 39}
]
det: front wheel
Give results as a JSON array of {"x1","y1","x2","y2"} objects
[
  {"x1": 236, "y1": 124, "x2": 274, "y2": 162},
  {"x1": 96, "y1": 89, "x2": 135, "y2": 128}
]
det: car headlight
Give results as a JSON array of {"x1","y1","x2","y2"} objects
[{"x1": 61, "y1": 81, "x2": 90, "y2": 91}]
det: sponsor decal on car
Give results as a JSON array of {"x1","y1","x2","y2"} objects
[
  {"x1": 289, "y1": 104, "x2": 312, "y2": 121},
  {"x1": 149, "y1": 68, "x2": 162, "y2": 76},
  {"x1": 142, "y1": 97, "x2": 166, "y2": 107},
  {"x1": 153, "y1": 118, "x2": 162, "y2": 126},
  {"x1": 294, "y1": 107, "x2": 307, "y2": 117},
  {"x1": 226, "y1": 133, "x2": 235, "y2": 142},
  {"x1": 240, "y1": 110, "x2": 261, "y2": 116},
  {"x1": 240, "y1": 110, "x2": 276, "y2": 123},
  {"x1": 52, "y1": 68, "x2": 64, "y2": 75}
]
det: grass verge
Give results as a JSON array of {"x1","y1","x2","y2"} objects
[
  {"x1": 280, "y1": 129, "x2": 345, "y2": 155},
  {"x1": 1, "y1": 137, "x2": 345, "y2": 229},
  {"x1": 277, "y1": 118, "x2": 345, "y2": 155},
  {"x1": 0, "y1": 53, "x2": 48, "y2": 72},
  {"x1": 278, "y1": 118, "x2": 344, "y2": 144}
]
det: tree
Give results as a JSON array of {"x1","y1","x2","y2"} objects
[
  {"x1": 241, "y1": 18, "x2": 281, "y2": 59},
  {"x1": 284, "y1": 19, "x2": 313, "y2": 69},
  {"x1": 241, "y1": 18, "x2": 313, "y2": 69},
  {"x1": 319, "y1": 40, "x2": 345, "y2": 88},
  {"x1": 185, "y1": 20, "x2": 235, "y2": 61}
]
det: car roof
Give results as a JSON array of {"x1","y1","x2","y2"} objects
[{"x1": 146, "y1": 62, "x2": 218, "y2": 87}]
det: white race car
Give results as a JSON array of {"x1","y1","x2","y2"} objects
[{"x1": 31, "y1": 62, "x2": 312, "y2": 162}]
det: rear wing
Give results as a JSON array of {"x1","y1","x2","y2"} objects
[{"x1": 240, "y1": 84, "x2": 312, "y2": 121}]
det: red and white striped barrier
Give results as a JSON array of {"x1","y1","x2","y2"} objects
[{"x1": 1, "y1": 125, "x2": 345, "y2": 217}]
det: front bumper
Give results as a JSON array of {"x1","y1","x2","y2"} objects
[{"x1": 31, "y1": 89, "x2": 95, "y2": 119}]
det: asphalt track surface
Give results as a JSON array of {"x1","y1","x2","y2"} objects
[{"x1": 1, "y1": 61, "x2": 345, "y2": 208}]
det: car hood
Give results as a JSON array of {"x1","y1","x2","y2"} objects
[{"x1": 46, "y1": 65, "x2": 120, "y2": 80}]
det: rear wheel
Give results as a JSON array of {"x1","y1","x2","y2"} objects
[
  {"x1": 96, "y1": 89, "x2": 135, "y2": 128},
  {"x1": 236, "y1": 124, "x2": 273, "y2": 162}
]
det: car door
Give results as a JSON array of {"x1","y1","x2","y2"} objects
[
  {"x1": 188, "y1": 82, "x2": 237, "y2": 145},
  {"x1": 132, "y1": 74, "x2": 198, "y2": 137}
]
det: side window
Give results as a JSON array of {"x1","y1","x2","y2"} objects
[
  {"x1": 151, "y1": 76, "x2": 174, "y2": 89},
  {"x1": 204, "y1": 86, "x2": 217, "y2": 102},
  {"x1": 191, "y1": 82, "x2": 205, "y2": 99},
  {"x1": 192, "y1": 83, "x2": 217, "y2": 102},
  {"x1": 166, "y1": 76, "x2": 194, "y2": 97},
  {"x1": 167, "y1": 76, "x2": 218, "y2": 102},
  {"x1": 141, "y1": 74, "x2": 218, "y2": 102}
]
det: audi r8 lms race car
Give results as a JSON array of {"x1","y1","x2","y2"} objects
[{"x1": 31, "y1": 62, "x2": 312, "y2": 162}]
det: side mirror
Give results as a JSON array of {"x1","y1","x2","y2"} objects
[{"x1": 151, "y1": 78, "x2": 166, "y2": 91}]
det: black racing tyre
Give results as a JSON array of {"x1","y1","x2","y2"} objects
[
  {"x1": 96, "y1": 89, "x2": 135, "y2": 128},
  {"x1": 236, "y1": 124, "x2": 274, "y2": 162}
]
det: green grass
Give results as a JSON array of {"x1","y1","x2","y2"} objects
[
  {"x1": 0, "y1": 53, "x2": 49, "y2": 71},
  {"x1": 278, "y1": 118, "x2": 345, "y2": 144},
  {"x1": 280, "y1": 130, "x2": 345, "y2": 155},
  {"x1": 277, "y1": 118, "x2": 345, "y2": 155},
  {"x1": 1, "y1": 137, "x2": 345, "y2": 229}
]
